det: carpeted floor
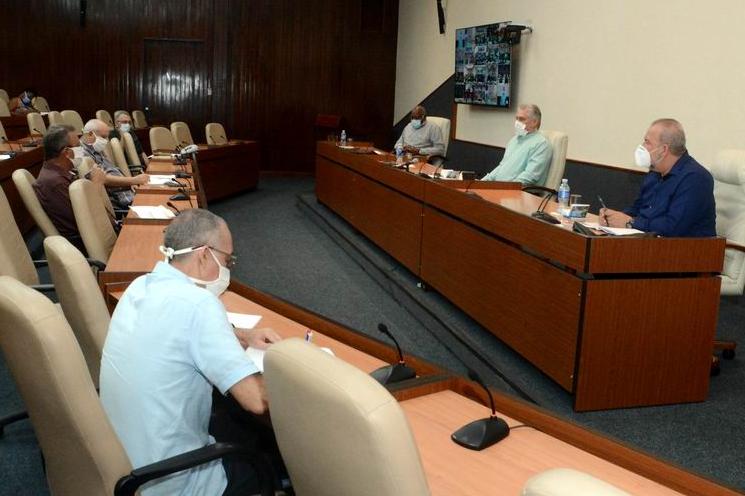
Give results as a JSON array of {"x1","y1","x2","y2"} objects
[{"x1": 1, "y1": 175, "x2": 743, "y2": 494}]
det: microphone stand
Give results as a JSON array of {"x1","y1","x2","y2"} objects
[
  {"x1": 369, "y1": 323, "x2": 416, "y2": 386},
  {"x1": 451, "y1": 370, "x2": 510, "y2": 450}
]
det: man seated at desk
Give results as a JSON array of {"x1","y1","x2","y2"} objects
[
  {"x1": 33, "y1": 125, "x2": 105, "y2": 254},
  {"x1": 100, "y1": 209, "x2": 286, "y2": 495},
  {"x1": 79, "y1": 118, "x2": 148, "y2": 209},
  {"x1": 394, "y1": 105, "x2": 445, "y2": 158},
  {"x1": 9, "y1": 89, "x2": 38, "y2": 114},
  {"x1": 109, "y1": 110, "x2": 149, "y2": 168},
  {"x1": 600, "y1": 118, "x2": 716, "y2": 237},
  {"x1": 481, "y1": 103, "x2": 552, "y2": 186}
]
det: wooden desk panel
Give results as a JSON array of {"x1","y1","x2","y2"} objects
[
  {"x1": 1, "y1": 115, "x2": 32, "y2": 141},
  {"x1": 99, "y1": 224, "x2": 164, "y2": 290},
  {"x1": 196, "y1": 142, "x2": 260, "y2": 202},
  {"x1": 402, "y1": 390, "x2": 681, "y2": 496},
  {"x1": 316, "y1": 156, "x2": 424, "y2": 273},
  {"x1": 131, "y1": 192, "x2": 196, "y2": 211},
  {"x1": 575, "y1": 277, "x2": 721, "y2": 410},
  {"x1": 0, "y1": 146, "x2": 44, "y2": 233},
  {"x1": 421, "y1": 207, "x2": 582, "y2": 391}
]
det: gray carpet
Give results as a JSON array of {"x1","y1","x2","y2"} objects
[{"x1": 1, "y1": 176, "x2": 743, "y2": 493}]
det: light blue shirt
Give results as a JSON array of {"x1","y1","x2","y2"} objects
[
  {"x1": 481, "y1": 131, "x2": 552, "y2": 186},
  {"x1": 100, "y1": 262, "x2": 258, "y2": 496}
]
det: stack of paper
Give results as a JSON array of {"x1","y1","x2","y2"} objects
[
  {"x1": 128, "y1": 205, "x2": 176, "y2": 219},
  {"x1": 148, "y1": 174, "x2": 177, "y2": 185},
  {"x1": 582, "y1": 222, "x2": 644, "y2": 235}
]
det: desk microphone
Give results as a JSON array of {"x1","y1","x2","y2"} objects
[
  {"x1": 170, "y1": 188, "x2": 193, "y2": 207},
  {"x1": 1, "y1": 137, "x2": 18, "y2": 157},
  {"x1": 370, "y1": 323, "x2": 416, "y2": 386},
  {"x1": 175, "y1": 171, "x2": 192, "y2": 179},
  {"x1": 166, "y1": 201, "x2": 181, "y2": 215},
  {"x1": 451, "y1": 370, "x2": 510, "y2": 451},
  {"x1": 530, "y1": 189, "x2": 561, "y2": 225}
]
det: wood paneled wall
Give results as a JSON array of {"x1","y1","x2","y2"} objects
[{"x1": 0, "y1": 0, "x2": 399, "y2": 172}]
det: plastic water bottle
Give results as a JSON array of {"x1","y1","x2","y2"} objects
[
  {"x1": 340, "y1": 130, "x2": 347, "y2": 146},
  {"x1": 558, "y1": 178, "x2": 570, "y2": 215},
  {"x1": 395, "y1": 145, "x2": 404, "y2": 165}
]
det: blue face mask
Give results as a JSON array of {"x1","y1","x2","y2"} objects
[
  {"x1": 119, "y1": 123, "x2": 131, "y2": 133},
  {"x1": 411, "y1": 119, "x2": 424, "y2": 129},
  {"x1": 21, "y1": 93, "x2": 32, "y2": 106}
]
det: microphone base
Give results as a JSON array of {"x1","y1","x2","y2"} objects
[
  {"x1": 175, "y1": 172, "x2": 192, "y2": 179},
  {"x1": 531, "y1": 211, "x2": 561, "y2": 225},
  {"x1": 370, "y1": 363, "x2": 416, "y2": 386},
  {"x1": 451, "y1": 416, "x2": 509, "y2": 451},
  {"x1": 170, "y1": 192, "x2": 189, "y2": 201}
]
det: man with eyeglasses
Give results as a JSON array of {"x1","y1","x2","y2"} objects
[{"x1": 100, "y1": 208, "x2": 286, "y2": 495}]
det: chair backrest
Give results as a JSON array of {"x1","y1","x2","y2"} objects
[
  {"x1": 0, "y1": 98, "x2": 10, "y2": 117},
  {"x1": 47, "y1": 110, "x2": 65, "y2": 126},
  {"x1": 131, "y1": 110, "x2": 148, "y2": 129},
  {"x1": 540, "y1": 129, "x2": 569, "y2": 190},
  {"x1": 0, "y1": 276, "x2": 132, "y2": 496},
  {"x1": 711, "y1": 149, "x2": 745, "y2": 296},
  {"x1": 0, "y1": 89, "x2": 8, "y2": 104},
  {"x1": 77, "y1": 157, "x2": 116, "y2": 221},
  {"x1": 205, "y1": 122, "x2": 228, "y2": 145},
  {"x1": 45, "y1": 236, "x2": 110, "y2": 388},
  {"x1": 27, "y1": 112, "x2": 47, "y2": 136},
  {"x1": 170, "y1": 121, "x2": 194, "y2": 146},
  {"x1": 109, "y1": 137, "x2": 131, "y2": 176},
  {"x1": 522, "y1": 468, "x2": 631, "y2": 496},
  {"x1": 426, "y1": 116, "x2": 451, "y2": 156},
  {"x1": 96, "y1": 110, "x2": 114, "y2": 128},
  {"x1": 70, "y1": 179, "x2": 117, "y2": 263},
  {"x1": 265, "y1": 339, "x2": 431, "y2": 496},
  {"x1": 0, "y1": 120, "x2": 7, "y2": 142},
  {"x1": 11, "y1": 168, "x2": 60, "y2": 237},
  {"x1": 32, "y1": 96, "x2": 50, "y2": 112},
  {"x1": 149, "y1": 126, "x2": 178, "y2": 152},
  {"x1": 121, "y1": 132, "x2": 141, "y2": 166},
  {"x1": 0, "y1": 186, "x2": 39, "y2": 285},
  {"x1": 61, "y1": 110, "x2": 84, "y2": 133}
]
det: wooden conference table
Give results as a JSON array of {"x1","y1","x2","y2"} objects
[
  {"x1": 314, "y1": 141, "x2": 726, "y2": 412},
  {"x1": 95, "y1": 153, "x2": 738, "y2": 495}
]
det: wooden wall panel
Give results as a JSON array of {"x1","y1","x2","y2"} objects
[{"x1": 0, "y1": 0, "x2": 398, "y2": 172}]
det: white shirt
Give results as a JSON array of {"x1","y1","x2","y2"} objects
[
  {"x1": 394, "y1": 121, "x2": 446, "y2": 156},
  {"x1": 100, "y1": 262, "x2": 258, "y2": 496}
]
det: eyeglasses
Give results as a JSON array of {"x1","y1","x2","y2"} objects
[{"x1": 208, "y1": 245, "x2": 237, "y2": 269}]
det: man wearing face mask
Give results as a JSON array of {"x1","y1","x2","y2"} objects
[
  {"x1": 481, "y1": 103, "x2": 552, "y2": 186},
  {"x1": 9, "y1": 88, "x2": 38, "y2": 114},
  {"x1": 600, "y1": 118, "x2": 716, "y2": 237},
  {"x1": 80, "y1": 119, "x2": 149, "y2": 209},
  {"x1": 393, "y1": 105, "x2": 446, "y2": 157},
  {"x1": 109, "y1": 110, "x2": 150, "y2": 167},
  {"x1": 101, "y1": 208, "x2": 285, "y2": 495}
]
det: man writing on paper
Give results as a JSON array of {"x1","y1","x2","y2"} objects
[
  {"x1": 600, "y1": 119, "x2": 716, "y2": 237},
  {"x1": 100, "y1": 209, "x2": 284, "y2": 495},
  {"x1": 394, "y1": 105, "x2": 446, "y2": 158},
  {"x1": 481, "y1": 103, "x2": 552, "y2": 186}
]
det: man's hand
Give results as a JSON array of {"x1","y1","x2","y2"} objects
[
  {"x1": 89, "y1": 166, "x2": 106, "y2": 185},
  {"x1": 599, "y1": 208, "x2": 632, "y2": 228},
  {"x1": 132, "y1": 173, "x2": 149, "y2": 185},
  {"x1": 403, "y1": 145, "x2": 420, "y2": 154},
  {"x1": 234, "y1": 327, "x2": 282, "y2": 350}
]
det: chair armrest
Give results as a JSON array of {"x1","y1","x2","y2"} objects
[
  {"x1": 30, "y1": 284, "x2": 55, "y2": 293},
  {"x1": 114, "y1": 442, "x2": 256, "y2": 496},
  {"x1": 32, "y1": 259, "x2": 49, "y2": 268},
  {"x1": 85, "y1": 258, "x2": 107, "y2": 271},
  {"x1": 726, "y1": 241, "x2": 745, "y2": 253}
]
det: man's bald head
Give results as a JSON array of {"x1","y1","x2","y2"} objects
[{"x1": 411, "y1": 105, "x2": 427, "y2": 121}]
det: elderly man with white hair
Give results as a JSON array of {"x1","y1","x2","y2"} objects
[
  {"x1": 80, "y1": 118, "x2": 148, "y2": 209},
  {"x1": 481, "y1": 103, "x2": 552, "y2": 186}
]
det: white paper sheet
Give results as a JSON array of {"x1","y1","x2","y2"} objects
[
  {"x1": 148, "y1": 174, "x2": 177, "y2": 185},
  {"x1": 582, "y1": 222, "x2": 645, "y2": 235},
  {"x1": 227, "y1": 312, "x2": 263, "y2": 329},
  {"x1": 128, "y1": 205, "x2": 176, "y2": 219}
]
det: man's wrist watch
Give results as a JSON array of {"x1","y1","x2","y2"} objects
[{"x1": 626, "y1": 218, "x2": 634, "y2": 228}]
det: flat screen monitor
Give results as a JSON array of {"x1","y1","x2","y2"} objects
[{"x1": 454, "y1": 22, "x2": 512, "y2": 108}]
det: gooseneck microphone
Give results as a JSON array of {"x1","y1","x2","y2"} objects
[
  {"x1": 529, "y1": 188, "x2": 561, "y2": 225},
  {"x1": 451, "y1": 370, "x2": 510, "y2": 451},
  {"x1": 166, "y1": 201, "x2": 181, "y2": 215},
  {"x1": 369, "y1": 323, "x2": 417, "y2": 386},
  {"x1": 1, "y1": 137, "x2": 18, "y2": 157}
]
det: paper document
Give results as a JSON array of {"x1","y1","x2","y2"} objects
[
  {"x1": 583, "y1": 222, "x2": 645, "y2": 236},
  {"x1": 245, "y1": 347, "x2": 266, "y2": 372},
  {"x1": 128, "y1": 205, "x2": 176, "y2": 219},
  {"x1": 227, "y1": 312, "x2": 263, "y2": 329},
  {"x1": 0, "y1": 154, "x2": 12, "y2": 161},
  {"x1": 148, "y1": 174, "x2": 177, "y2": 185}
]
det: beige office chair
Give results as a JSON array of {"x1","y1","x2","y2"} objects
[
  {"x1": 0, "y1": 276, "x2": 269, "y2": 496},
  {"x1": 121, "y1": 132, "x2": 142, "y2": 167},
  {"x1": 27, "y1": 112, "x2": 47, "y2": 136},
  {"x1": 0, "y1": 99, "x2": 10, "y2": 117},
  {"x1": 32, "y1": 96, "x2": 50, "y2": 112},
  {"x1": 61, "y1": 110, "x2": 85, "y2": 133},
  {"x1": 0, "y1": 185, "x2": 45, "y2": 287},
  {"x1": 47, "y1": 110, "x2": 65, "y2": 127},
  {"x1": 45, "y1": 236, "x2": 109, "y2": 387},
  {"x1": 540, "y1": 130, "x2": 569, "y2": 191},
  {"x1": 0, "y1": 121, "x2": 7, "y2": 143},
  {"x1": 96, "y1": 110, "x2": 114, "y2": 128},
  {"x1": 76, "y1": 158, "x2": 117, "y2": 221},
  {"x1": 522, "y1": 468, "x2": 630, "y2": 496},
  {"x1": 131, "y1": 110, "x2": 148, "y2": 129},
  {"x1": 11, "y1": 168, "x2": 60, "y2": 237},
  {"x1": 70, "y1": 179, "x2": 117, "y2": 263},
  {"x1": 149, "y1": 126, "x2": 178, "y2": 152},
  {"x1": 205, "y1": 122, "x2": 228, "y2": 145},
  {"x1": 170, "y1": 121, "x2": 194, "y2": 146},
  {"x1": 0, "y1": 89, "x2": 8, "y2": 104},
  {"x1": 425, "y1": 117, "x2": 451, "y2": 167},
  {"x1": 265, "y1": 338, "x2": 431, "y2": 496},
  {"x1": 109, "y1": 137, "x2": 131, "y2": 177}
]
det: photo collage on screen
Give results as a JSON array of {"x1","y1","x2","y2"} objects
[{"x1": 455, "y1": 23, "x2": 512, "y2": 107}]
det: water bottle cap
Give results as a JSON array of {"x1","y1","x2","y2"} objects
[{"x1": 561, "y1": 178, "x2": 568, "y2": 183}]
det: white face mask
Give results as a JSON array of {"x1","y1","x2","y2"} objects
[
  {"x1": 514, "y1": 120, "x2": 527, "y2": 137},
  {"x1": 634, "y1": 144, "x2": 663, "y2": 168},
  {"x1": 159, "y1": 245, "x2": 231, "y2": 296},
  {"x1": 411, "y1": 119, "x2": 423, "y2": 129},
  {"x1": 119, "y1": 123, "x2": 131, "y2": 133},
  {"x1": 92, "y1": 135, "x2": 109, "y2": 153}
]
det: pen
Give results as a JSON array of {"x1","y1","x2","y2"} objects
[
  {"x1": 305, "y1": 329, "x2": 313, "y2": 343},
  {"x1": 597, "y1": 195, "x2": 609, "y2": 226}
]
